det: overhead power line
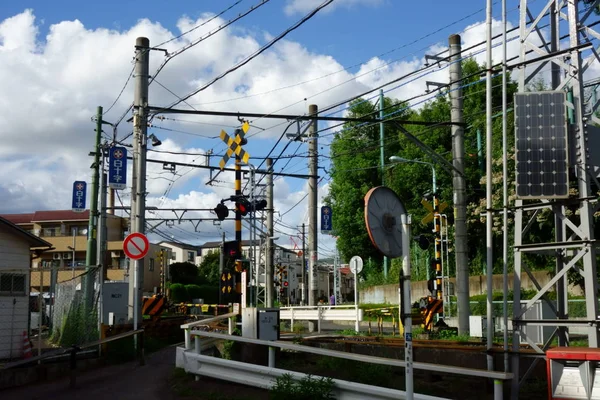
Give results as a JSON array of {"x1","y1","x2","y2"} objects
[{"x1": 159, "y1": 0, "x2": 335, "y2": 111}]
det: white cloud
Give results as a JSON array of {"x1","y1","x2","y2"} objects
[{"x1": 284, "y1": 0, "x2": 384, "y2": 16}]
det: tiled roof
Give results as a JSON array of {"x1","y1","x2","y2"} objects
[
  {"x1": 1, "y1": 213, "x2": 35, "y2": 224},
  {"x1": 32, "y1": 210, "x2": 90, "y2": 222}
]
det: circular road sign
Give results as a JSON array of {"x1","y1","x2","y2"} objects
[
  {"x1": 123, "y1": 232, "x2": 150, "y2": 260},
  {"x1": 349, "y1": 255, "x2": 363, "y2": 275}
]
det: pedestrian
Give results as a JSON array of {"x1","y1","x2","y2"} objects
[{"x1": 330, "y1": 293, "x2": 335, "y2": 305}]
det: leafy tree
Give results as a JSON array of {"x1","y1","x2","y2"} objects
[
  {"x1": 326, "y1": 96, "x2": 411, "y2": 277},
  {"x1": 198, "y1": 251, "x2": 221, "y2": 285},
  {"x1": 169, "y1": 261, "x2": 199, "y2": 285}
]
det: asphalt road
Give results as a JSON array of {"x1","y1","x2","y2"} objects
[{"x1": 4, "y1": 346, "x2": 176, "y2": 400}]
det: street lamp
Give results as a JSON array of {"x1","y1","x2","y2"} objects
[{"x1": 388, "y1": 156, "x2": 436, "y2": 194}]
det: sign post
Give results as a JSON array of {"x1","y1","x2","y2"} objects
[
  {"x1": 108, "y1": 146, "x2": 128, "y2": 190},
  {"x1": 123, "y1": 233, "x2": 149, "y2": 331},
  {"x1": 349, "y1": 255, "x2": 363, "y2": 333},
  {"x1": 321, "y1": 206, "x2": 332, "y2": 234},
  {"x1": 72, "y1": 181, "x2": 87, "y2": 213}
]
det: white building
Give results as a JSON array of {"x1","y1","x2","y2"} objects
[
  {"x1": 158, "y1": 241, "x2": 199, "y2": 265},
  {"x1": 0, "y1": 216, "x2": 51, "y2": 360}
]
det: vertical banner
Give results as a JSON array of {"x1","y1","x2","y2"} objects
[
  {"x1": 108, "y1": 146, "x2": 128, "y2": 190},
  {"x1": 72, "y1": 181, "x2": 87, "y2": 212},
  {"x1": 321, "y1": 206, "x2": 332, "y2": 234}
]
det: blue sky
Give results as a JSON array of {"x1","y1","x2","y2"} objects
[{"x1": 0, "y1": 0, "x2": 535, "y2": 257}]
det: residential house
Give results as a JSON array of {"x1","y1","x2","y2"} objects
[
  {"x1": 0, "y1": 216, "x2": 52, "y2": 360},
  {"x1": 158, "y1": 241, "x2": 199, "y2": 265}
]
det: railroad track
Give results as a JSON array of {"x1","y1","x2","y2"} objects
[{"x1": 286, "y1": 334, "x2": 538, "y2": 353}]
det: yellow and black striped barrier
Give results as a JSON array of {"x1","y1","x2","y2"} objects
[{"x1": 142, "y1": 295, "x2": 166, "y2": 316}]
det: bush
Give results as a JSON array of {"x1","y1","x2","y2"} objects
[
  {"x1": 270, "y1": 374, "x2": 334, "y2": 400},
  {"x1": 185, "y1": 284, "x2": 202, "y2": 301},
  {"x1": 170, "y1": 283, "x2": 188, "y2": 303}
]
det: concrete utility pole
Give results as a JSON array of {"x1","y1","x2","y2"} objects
[
  {"x1": 128, "y1": 37, "x2": 149, "y2": 324},
  {"x1": 449, "y1": 34, "x2": 470, "y2": 335},
  {"x1": 266, "y1": 158, "x2": 274, "y2": 307},
  {"x1": 308, "y1": 104, "x2": 319, "y2": 328},
  {"x1": 85, "y1": 105, "x2": 103, "y2": 308}
]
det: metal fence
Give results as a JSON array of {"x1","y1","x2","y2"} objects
[{"x1": 27, "y1": 266, "x2": 102, "y2": 353}]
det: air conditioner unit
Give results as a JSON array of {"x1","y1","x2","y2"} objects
[
  {"x1": 63, "y1": 253, "x2": 72, "y2": 260},
  {"x1": 53, "y1": 253, "x2": 62, "y2": 260},
  {"x1": 111, "y1": 252, "x2": 120, "y2": 258}
]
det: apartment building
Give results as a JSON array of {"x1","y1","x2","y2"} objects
[{"x1": 1, "y1": 210, "x2": 168, "y2": 294}]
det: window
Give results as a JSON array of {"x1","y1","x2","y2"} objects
[
  {"x1": 149, "y1": 258, "x2": 155, "y2": 272},
  {"x1": 187, "y1": 251, "x2": 195, "y2": 262},
  {"x1": 0, "y1": 273, "x2": 26, "y2": 295},
  {"x1": 42, "y1": 226, "x2": 61, "y2": 237}
]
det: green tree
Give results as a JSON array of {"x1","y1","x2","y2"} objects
[
  {"x1": 169, "y1": 262, "x2": 198, "y2": 285},
  {"x1": 326, "y1": 96, "x2": 411, "y2": 278},
  {"x1": 198, "y1": 251, "x2": 221, "y2": 285}
]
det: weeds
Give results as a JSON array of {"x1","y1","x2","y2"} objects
[{"x1": 270, "y1": 373, "x2": 335, "y2": 400}]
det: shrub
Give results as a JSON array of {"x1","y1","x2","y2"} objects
[
  {"x1": 185, "y1": 284, "x2": 202, "y2": 301},
  {"x1": 170, "y1": 283, "x2": 188, "y2": 303},
  {"x1": 270, "y1": 374, "x2": 335, "y2": 400}
]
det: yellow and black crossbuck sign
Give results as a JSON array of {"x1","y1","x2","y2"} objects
[{"x1": 219, "y1": 121, "x2": 250, "y2": 170}]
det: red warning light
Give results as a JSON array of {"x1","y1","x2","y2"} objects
[{"x1": 283, "y1": 281, "x2": 289, "y2": 287}]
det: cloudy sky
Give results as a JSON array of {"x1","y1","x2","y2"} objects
[{"x1": 0, "y1": 0, "x2": 592, "y2": 259}]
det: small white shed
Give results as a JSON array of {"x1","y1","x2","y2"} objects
[{"x1": 0, "y1": 216, "x2": 51, "y2": 360}]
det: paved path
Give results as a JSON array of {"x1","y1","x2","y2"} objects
[{"x1": 4, "y1": 346, "x2": 176, "y2": 400}]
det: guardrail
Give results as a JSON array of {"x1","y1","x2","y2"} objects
[
  {"x1": 181, "y1": 311, "x2": 238, "y2": 349},
  {"x1": 279, "y1": 305, "x2": 363, "y2": 332},
  {"x1": 178, "y1": 329, "x2": 513, "y2": 400}
]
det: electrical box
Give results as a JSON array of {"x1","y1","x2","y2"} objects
[
  {"x1": 257, "y1": 308, "x2": 280, "y2": 341},
  {"x1": 102, "y1": 282, "x2": 128, "y2": 325}
]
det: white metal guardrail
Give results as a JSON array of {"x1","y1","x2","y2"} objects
[
  {"x1": 180, "y1": 311, "x2": 238, "y2": 349},
  {"x1": 279, "y1": 305, "x2": 363, "y2": 332},
  {"x1": 177, "y1": 329, "x2": 514, "y2": 400}
]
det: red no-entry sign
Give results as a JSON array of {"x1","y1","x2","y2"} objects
[{"x1": 123, "y1": 232, "x2": 149, "y2": 260}]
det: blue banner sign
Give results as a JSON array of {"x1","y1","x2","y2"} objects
[
  {"x1": 72, "y1": 181, "x2": 87, "y2": 213},
  {"x1": 108, "y1": 146, "x2": 127, "y2": 190},
  {"x1": 321, "y1": 205, "x2": 332, "y2": 233}
]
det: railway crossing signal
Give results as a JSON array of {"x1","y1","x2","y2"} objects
[{"x1": 219, "y1": 121, "x2": 250, "y2": 170}]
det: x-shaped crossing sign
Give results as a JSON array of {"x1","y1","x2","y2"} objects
[
  {"x1": 219, "y1": 121, "x2": 250, "y2": 170},
  {"x1": 421, "y1": 198, "x2": 448, "y2": 225}
]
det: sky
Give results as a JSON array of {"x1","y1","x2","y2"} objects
[{"x1": 0, "y1": 0, "x2": 594, "y2": 260}]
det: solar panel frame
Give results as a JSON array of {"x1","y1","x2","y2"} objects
[{"x1": 514, "y1": 91, "x2": 569, "y2": 199}]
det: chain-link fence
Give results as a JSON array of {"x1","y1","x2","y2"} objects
[{"x1": 27, "y1": 266, "x2": 102, "y2": 352}]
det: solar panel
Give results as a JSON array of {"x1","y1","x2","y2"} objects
[{"x1": 514, "y1": 91, "x2": 569, "y2": 199}]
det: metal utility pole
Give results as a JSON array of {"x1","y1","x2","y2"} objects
[
  {"x1": 308, "y1": 104, "x2": 319, "y2": 329},
  {"x1": 128, "y1": 37, "x2": 149, "y2": 325},
  {"x1": 301, "y1": 223, "x2": 306, "y2": 305},
  {"x1": 85, "y1": 105, "x2": 103, "y2": 308},
  {"x1": 266, "y1": 158, "x2": 274, "y2": 307},
  {"x1": 485, "y1": 0, "x2": 494, "y2": 374},
  {"x1": 449, "y1": 34, "x2": 469, "y2": 335},
  {"x1": 380, "y1": 89, "x2": 388, "y2": 280}
]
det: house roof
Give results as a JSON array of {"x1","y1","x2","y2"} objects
[
  {"x1": 0, "y1": 216, "x2": 53, "y2": 248},
  {"x1": 158, "y1": 241, "x2": 199, "y2": 251},
  {"x1": 32, "y1": 210, "x2": 90, "y2": 222},
  {"x1": 1, "y1": 213, "x2": 35, "y2": 224},
  {"x1": 1, "y1": 210, "x2": 90, "y2": 224}
]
